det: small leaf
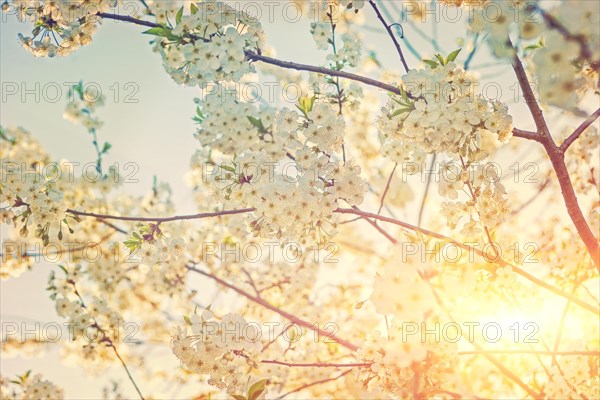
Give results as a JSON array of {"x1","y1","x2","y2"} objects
[
  {"x1": 422, "y1": 59, "x2": 438, "y2": 68},
  {"x1": 190, "y1": 3, "x2": 199, "y2": 14},
  {"x1": 0, "y1": 127, "x2": 15, "y2": 144},
  {"x1": 175, "y1": 6, "x2": 184, "y2": 25},
  {"x1": 183, "y1": 315, "x2": 193, "y2": 326},
  {"x1": 142, "y1": 27, "x2": 179, "y2": 41},
  {"x1": 435, "y1": 53, "x2": 446, "y2": 65},
  {"x1": 247, "y1": 379, "x2": 267, "y2": 400},
  {"x1": 247, "y1": 116, "x2": 266, "y2": 133},
  {"x1": 143, "y1": 27, "x2": 167, "y2": 36},
  {"x1": 231, "y1": 395, "x2": 247, "y2": 400},
  {"x1": 102, "y1": 142, "x2": 112, "y2": 154},
  {"x1": 446, "y1": 48, "x2": 462, "y2": 63}
]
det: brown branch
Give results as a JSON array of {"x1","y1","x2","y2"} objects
[
  {"x1": 544, "y1": 149, "x2": 600, "y2": 270},
  {"x1": 512, "y1": 127, "x2": 542, "y2": 141},
  {"x1": 63, "y1": 205, "x2": 599, "y2": 315},
  {"x1": 261, "y1": 360, "x2": 370, "y2": 368},
  {"x1": 276, "y1": 370, "x2": 351, "y2": 400},
  {"x1": 377, "y1": 162, "x2": 398, "y2": 214},
  {"x1": 96, "y1": 12, "x2": 402, "y2": 96},
  {"x1": 369, "y1": 0, "x2": 409, "y2": 72},
  {"x1": 335, "y1": 207, "x2": 600, "y2": 316},
  {"x1": 66, "y1": 208, "x2": 255, "y2": 223},
  {"x1": 510, "y1": 42, "x2": 600, "y2": 270},
  {"x1": 560, "y1": 107, "x2": 600, "y2": 151},
  {"x1": 244, "y1": 51, "x2": 401, "y2": 95},
  {"x1": 510, "y1": 41, "x2": 551, "y2": 139},
  {"x1": 68, "y1": 279, "x2": 145, "y2": 400},
  {"x1": 459, "y1": 350, "x2": 600, "y2": 356},
  {"x1": 186, "y1": 265, "x2": 359, "y2": 351}
]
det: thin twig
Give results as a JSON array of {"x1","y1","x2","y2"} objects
[
  {"x1": 95, "y1": 12, "x2": 403, "y2": 96},
  {"x1": 66, "y1": 207, "x2": 255, "y2": 222},
  {"x1": 186, "y1": 265, "x2": 359, "y2": 351},
  {"x1": 377, "y1": 162, "x2": 398, "y2": 214},
  {"x1": 369, "y1": 0, "x2": 409, "y2": 72},
  {"x1": 261, "y1": 360, "x2": 370, "y2": 368},
  {"x1": 560, "y1": 107, "x2": 600, "y2": 151},
  {"x1": 417, "y1": 154, "x2": 436, "y2": 227},
  {"x1": 276, "y1": 370, "x2": 351, "y2": 400}
]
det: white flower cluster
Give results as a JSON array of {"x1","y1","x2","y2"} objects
[
  {"x1": 63, "y1": 84, "x2": 105, "y2": 131},
  {"x1": 438, "y1": 161, "x2": 509, "y2": 234},
  {"x1": 6, "y1": 0, "x2": 111, "y2": 57},
  {"x1": 49, "y1": 266, "x2": 123, "y2": 340},
  {"x1": 0, "y1": 372, "x2": 65, "y2": 400},
  {"x1": 310, "y1": 22, "x2": 331, "y2": 51},
  {"x1": 378, "y1": 62, "x2": 513, "y2": 161},
  {"x1": 171, "y1": 309, "x2": 261, "y2": 394},
  {"x1": 1, "y1": 128, "x2": 67, "y2": 245},
  {"x1": 339, "y1": 0, "x2": 365, "y2": 11},
  {"x1": 468, "y1": 0, "x2": 542, "y2": 57},
  {"x1": 136, "y1": 236, "x2": 187, "y2": 266},
  {"x1": 465, "y1": 0, "x2": 599, "y2": 110},
  {"x1": 544, "y1": 355, "x2": 600, "y2": 400},
  {"x1": 191, "y1": 92, "x2": 279, "y2": 157},
  {"x1": 355, "y1": 326, "x2": 458, "y2": 398},
  {"x1": 310, "y1": 22, "x2": 361, "y2": 67},
  {"x1": 531, "y1": 1, "x2": 600, "y2": 110},
  {"x1": 155, "y1": 1, "x2": 264, "y2": 85},
  {"x1": 199, "y1": 100, "x2": 366, "y2": 245},
  {"x1": 328, "y1": 32, "x2": 361, "y2": 67}
]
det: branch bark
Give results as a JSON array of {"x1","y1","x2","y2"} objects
[{"x1": 187, "y1": 265, "x2": 360, "y2": 351}]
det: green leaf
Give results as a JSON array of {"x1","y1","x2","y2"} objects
[
  {"x1": 175, "y1": 6, "x2": 184, "y2": 25},
  {"x1": 399, "y1": 86, "x2": 409, "y2": 103},
  {"x1": 142, "y1": 27, "x2": 166, "y2": 36},
  {"x1": 190, "y1": 3, "x2": 199, "y2": 14},
  {"x1": 247, "y1": 379, "x2": 267, "y2": 400},
  {"x1": 123, "y1": 239, "x2": 141, "y2": 252},
  {"x1": 0, "y1": 127, "x2": 15, "y2": 144},
  {"x1": 247, "y1": 116, "x2": 267, "y2": 133},
  {"x1": 296, "y1": 95, "x2": 316, "y2": 117},
  {"x1": 435, "y1": 53, "x2": 446, "y2": 65},
  {"x1": 183, "y1": 315, "x2": 193, "y2": 326},
  {"x1": 391, "y1": 107, "x2": 414, "y2": 117},
  {"x1": 102, "y1": 142, "x2": 112, "y2": 154},
  {"x1": 422, "y1": 59, "x2": 438, "y2": 68},
  {"x1": 446, "y1": 48, "x2": 462, "y2": 63},
  {"x1": 132, "y1": 232, "x2": 142, "y2": 240},
  {"x1": 220, "y1": 165, "x2": 237, "y2": 173},
  {"x1": 142, "y1": 27, "x2": 179, "y2": 41}
]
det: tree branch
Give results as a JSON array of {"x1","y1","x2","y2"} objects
[
  {"x1": 64, "y1": 205, "x2": 599, "y2": 315},
  {"x1": 510, "y1": 42, "x2": 600, "y2": 270},
  {"x1": 66, "y1": 208, "x2": 255, "y2": 223},
  {"x1": 186, "y1": 265, "x2": 359, "y2": 351},
  {"x1": 512, "y1": 127, "x2": 542, "y2": 141},
  {"x1": 261, "y1": 360, "x2": 370, "y2": 368},
  {"x1": 560, "y1": 107, "x2": 600, "y2": 151},
  {"x1": 276, "y1": 370, "x2": 351, "y2": 400},
  {"x1": 369, "y1": 0, "x2": 409, "y2": 72},
  {"x1": 96, "y1": 12, "x2": 402, "y2": 96},
  {"x1": 336, "y1": 207, "x2": 600, "y2": 316},
  {"x1": 510, "y1": 42, "x2": 551, "y2": 140}
]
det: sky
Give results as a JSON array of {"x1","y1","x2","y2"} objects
[{"x1": 0, "y1": 1, "x2": 571, "y2": 398}]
